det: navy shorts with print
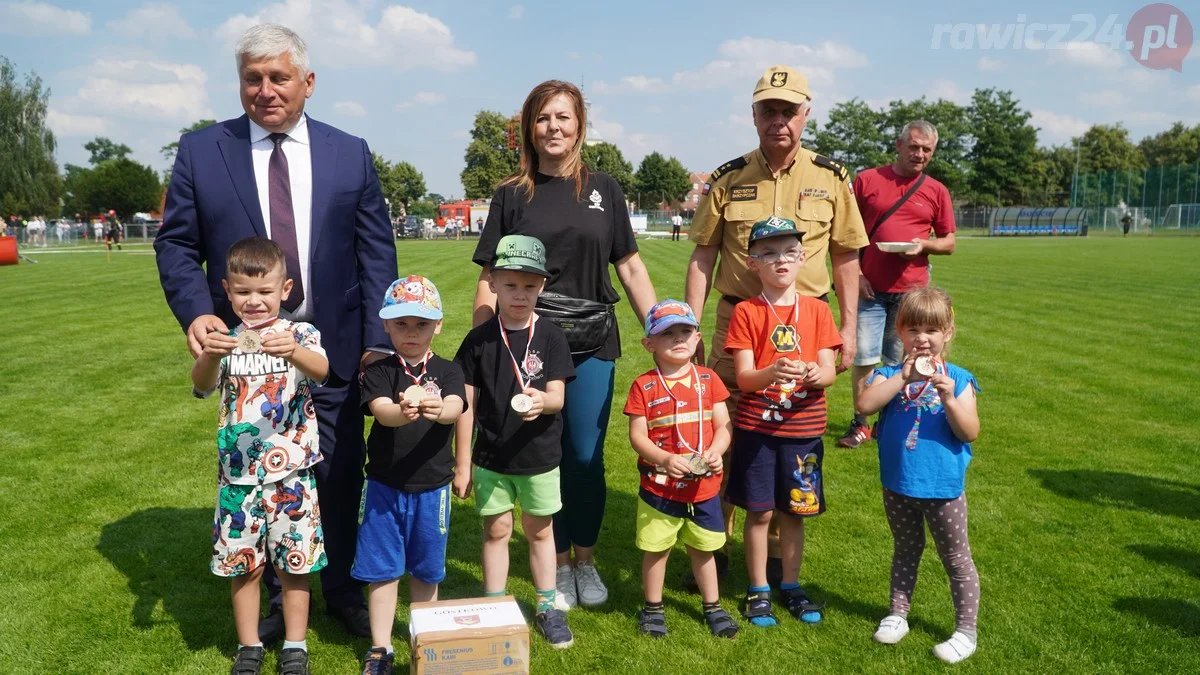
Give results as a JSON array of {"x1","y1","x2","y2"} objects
[{"x1": 725, "y1": 430, "x2": 826, "y2": 517}]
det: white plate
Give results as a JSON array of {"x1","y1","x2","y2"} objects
[{"x1": 876, "y1": 241, "x2": 919, "y2": 253}]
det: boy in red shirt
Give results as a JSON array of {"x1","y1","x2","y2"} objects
[
  {"x1": 625, "y1": 300, "x2": 738, "y2": 640},
  {"x1": 725, "y1": 217, "x2": 842, "y2": 627}
]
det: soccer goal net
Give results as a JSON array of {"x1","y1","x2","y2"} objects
[
  {"x1": 1162, "y1": 204, "x2": 1200, "y2": 230},
  {"x1": 1101, "y1": 207, "x2": 1154, "y2": 234}
]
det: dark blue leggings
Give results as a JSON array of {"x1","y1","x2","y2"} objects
[{"x1": 553, "y1": 356, "x2": 615, "y2": 554}]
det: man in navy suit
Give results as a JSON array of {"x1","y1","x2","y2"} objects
[{"x1": 154, "y1": 24, "x2": 395, "y2": 644}]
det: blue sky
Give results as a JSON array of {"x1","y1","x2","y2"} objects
[{"x1": 1, "y1": 0, "x2": 1196, "y2": 196}]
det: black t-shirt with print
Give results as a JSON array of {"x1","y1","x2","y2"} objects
[
  {"x1": 360, "y1": 354, "x2": 467, "y2": 492},
  {"x1": 453, "y1": 316, "x2": 575, "y2": 475},
  {"x1": 473, "y1": 171, "x2": 639, "y2": 361}
]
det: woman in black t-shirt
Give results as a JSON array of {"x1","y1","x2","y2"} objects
[{"x1": 472, "y1": 80, "x2": 657, "y2": 609}]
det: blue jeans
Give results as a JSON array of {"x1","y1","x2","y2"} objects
[
  {"x1": 552, "y1": 356, "x2": 615, "y2": 554},
  {"x1": 855, "y1": 291, "x2": 905, "y2": 367}
]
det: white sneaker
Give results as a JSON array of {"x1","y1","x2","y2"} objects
[
  {"x1": 873, "y1": 614, "x2": 910, "y2": 644},
  {"x1": 933, "y1": 631, "x2": 977, "y2": 664},
  {"x1": 574, "y1": 562, "x2": 609, "y2": 607},
  {"x1": 555, "y1": 565, "x2": 577, "y2": 610}
]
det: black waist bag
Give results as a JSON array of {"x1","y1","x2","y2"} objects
[{"x1": 535, "y1": 292, "x2": 615, "y2": 355}]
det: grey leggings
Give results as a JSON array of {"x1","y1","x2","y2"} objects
[{"x1": 883, "y1": 488, "x2": 979, "y2": 631}]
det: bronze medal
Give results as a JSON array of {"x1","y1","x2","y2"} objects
[
  {"x1": 688, "y1": 453, "x2": 710, "y2": 475},
  {"x1": 914, "y1": 355, "x2": 936, "y2": 377},
  {"x1": 237, "y1": 330, "x2": 262, "y2": 353}
]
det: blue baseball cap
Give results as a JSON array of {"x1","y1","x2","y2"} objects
[
  {"x1": 644, "y1": 299, "x2": 699, "y2": 336},
  {"x1": 380, "y1": 275, "x2": 443, "y2": 320}
]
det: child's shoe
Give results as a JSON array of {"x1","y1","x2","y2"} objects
[
  {"x1": 933, "y1": 631, "x2": 977, "y2": 663},
  {"x1": 873, "y1": 615, "x2": 910, "y2": 644},
  {"x1": 703, "y1": 606, "x2": 739, "y2": 639},
  {"x1": 575, "y1": 561, "x2": 609, "y2": 607},
  {"x1": 229, "y1": 646, "x2": 264, "y2": 675},
  {"x1": 535, "y1": 608, "x2": 574, "y2": 649},
  {"x1": 361, "y1": 647, "x2": 395, "y2": 675},
  {"x1": 740, "y1": 590, "x2": 778, "y2": 627},
  {"x1": 278, "y1": 648, "x2": 310, "y2": 675},
  {"x1": 637, "y1": 607, "x2": 668, "y2": 638},
  {"x1": 779, "y1": 586, "x2": 825, "y2": 624}
]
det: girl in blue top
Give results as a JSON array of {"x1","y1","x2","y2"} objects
[{"x1": 856, "y1": 287, "x2": 981, "y2": 664}]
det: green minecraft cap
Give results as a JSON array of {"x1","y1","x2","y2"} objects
[{"x1": 492, "y1": 234, "x2": 550, "y2": 278}]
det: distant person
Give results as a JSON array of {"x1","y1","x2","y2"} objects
[
  {"x1": 671, "y1": 212, "x2": 683, "y2": 241},
  {"x1": 1121, "y1": 211, "x2": 1133, "y2": 237},
  {"x1": 856, "y1": 287, "x2": 981, "y2": 664},
  {"x1": 476, "y1": 216, "x2": 484, "y2": 232},
  {"x1": 837, "y1": 120, "x2": 956, "y2": 450},
  {"x1": 104, "y1": 211, "x2": 123, "y2": 251},
  {"x1": 93, "y1": 220, "x2": 103, "y2": 242}
]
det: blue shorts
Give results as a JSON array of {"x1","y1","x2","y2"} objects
[
  {"x1": 351, "y1": 480, "x2": 451, "y2": 584},
  {"x1": 725, "y1": 430, "x2": 826, "y2": 517},
  {"x1": 855, "y1": 291, "x2": 905, "y2": 367}
]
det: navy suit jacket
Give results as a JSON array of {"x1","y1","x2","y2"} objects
[{"x1": 154, "y1": 114, "x2": 396, "y2": 381}]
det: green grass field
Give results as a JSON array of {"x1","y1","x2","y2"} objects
[{"x1": 2, "y1": 237, "x2": 1199, "y2": 674}]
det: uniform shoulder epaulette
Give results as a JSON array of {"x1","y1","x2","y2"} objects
[
  {"x1": 708, "y1": 155, "x2": 749, "y2": 184},
  {"x1": 812, "y1": 153, "x2": 849, "y2": 182}
]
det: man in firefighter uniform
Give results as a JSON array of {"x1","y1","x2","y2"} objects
[{"x1": 685, "y1": 64, "x2": 868, "y2": 584}]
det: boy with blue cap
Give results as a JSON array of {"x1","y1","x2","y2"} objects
[{"x1": 354, "y1": 275, "x2": 467, "y2": 674}]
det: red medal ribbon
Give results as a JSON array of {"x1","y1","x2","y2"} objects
[
  {"x1": 654, "y1": 364, "x2": 705, "y2": 458},
  {"x1": 400, "y1": 350, "x2": 432, "y2": 387},
  {"x1": 498, "y1": 315, "x2": 536, "y2": 391}
]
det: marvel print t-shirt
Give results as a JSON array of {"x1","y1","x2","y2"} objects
[
  {"x1": 360, "y1": 353, "x2": 467, "y2": 492},
  {"x1": 473, "y1": 171, "x2": 638, "y2": 360},
  {"x1": 202, "y1": 319, "x2": 325, "y2": 485},
  {"x1": 454, "y1": 315, "x2": 575, "y2": 474}
]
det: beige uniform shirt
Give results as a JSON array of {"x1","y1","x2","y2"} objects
[{"x1": 690, "y1": 147, "x2": 868, "y2": 298}]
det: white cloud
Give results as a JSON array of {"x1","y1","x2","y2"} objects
[
  {"x1": 1186, "y1": 85, "x2": 1200, "y2": 101},
  {"x1": 928, "y1": 79, "x2": 970, "y2": 104},
  {"x1": 1078, "y1": 90, "x2": 1127, "y2": 108},
  {"x1": 509, "y1": 4, "x2": 523, "y2": 19},
  {"x1": 977, "y1": 56, "x2": 1004, "y2": 72},
  {"x1": 46, "y1": 109, "x2": 107, "y2": 137},
  {"x1": 593, "y1": 75, "x2": 667, "y2": 94},
  {"x1": 0, "y1": 1, "x2": 90, "y2": 35},
  {"x1": 1031, "y1": 109, "x2": 1090, "y2": 143},
  {"x1": 106, "y1": 3, "x2": 194, "y2": 40},
  {"x1": 333, "y1": 100, "x2": 366, "y2": 117},
  {"x1": 395, "y1": 91, "x2": 444, "y2": 111},
  {"x1": 217, "y1": 0, "x2": 476, "y2": 73},
  {"x1": 1048, "y1": 41, "x2": 1124, "y2": 69},
  {"x1": 60, "y1": 59, "x2": 213, "y2": 123},
  {"x1": 588, "y1": 105, "x2": 668, "y2": 162},
  {"x1": 646, "y1": 105, "x2": 663, "y2": 114}
]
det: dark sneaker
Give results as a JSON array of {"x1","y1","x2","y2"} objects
[
  {"x1": 837, "y1": 419, "x2": 872, "y2": 448},
  {"x1": 780, "y1": 586, "x2": 826, "y2": 624},
  {"x1": 278, "y1": 648, "x2": 310, "y2": 675},
  {"x1": 329, "y1": 603, "x2": 372, "y2": 638},
  {"x1": 230, "y1": 646, "x2": 264, "y2": 675},
  {"x1": 361, "y1": 647, "x2": 395, "y2": 675},
  {"x1": 535, "y1": 608, "x2": 574, "y2": 649}
]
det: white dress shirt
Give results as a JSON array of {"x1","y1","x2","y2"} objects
[{"x1": 249, "y1": 115, "x2": 314, "y2": 321}]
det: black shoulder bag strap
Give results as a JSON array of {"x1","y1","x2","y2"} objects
[{"x1": 862, "y1": 173, "x2": 927, "y2": 259}]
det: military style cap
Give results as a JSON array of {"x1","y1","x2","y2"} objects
[
  {"x1": 380, "y1": 275, "x2": 443, "y2": 320},
  {"x1": 752, "y1": 65, "x2": 811, "y2": 105},
  {"x1": 492, "y1": 234, "x2": 550, "y2": 278},
  {"x1": 749, "y1": 216, "x2": 804, "y2": 244}
]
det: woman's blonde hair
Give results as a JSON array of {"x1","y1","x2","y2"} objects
[
  {"x1": 502, "y1": 80, "x2": 588, "y2": 201},
  {"x1": 895, "y1": 286, "x2": 955, "y2": 332}
]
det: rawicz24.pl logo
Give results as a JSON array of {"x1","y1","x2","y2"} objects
[{"x1": 931, "y1": 4, "x2": 1192, "y2": 71}]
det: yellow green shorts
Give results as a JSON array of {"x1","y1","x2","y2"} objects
[
  {"x1": 473, "y1": 465, "x2": 561, "y2": 517},
  {"x1": 635, "y1": 494, "x2": 727, "y2": 553}
]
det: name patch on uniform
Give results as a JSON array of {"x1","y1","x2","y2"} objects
[
  {"x1": 647, "y1": 396, "x2": 672, "y2": 408},
  {"x1": 800, "y1": 187, "x2": 829, "y2": 199},
  {"x1": 729, "y1": 185, "x2": 758, "y2": 202}
]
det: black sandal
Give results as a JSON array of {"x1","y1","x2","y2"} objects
[
  {"x1": 780, "y1": 586, "x2": 825, "y2": 623},
  {"x1": 638, "y1": 608, "x2": 668, "y2": 638},
  {"x1": 704, "y1": 607, "x2": 739, "y2": 639},
  {"x1": 740, "y1": 590, "x2": 778, "y2": 625}
]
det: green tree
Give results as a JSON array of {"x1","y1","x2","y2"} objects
[
  {"x1": 461, "y1": 110, "x2": 520, "y2": 199},
  {"x1": 965, "y1": 88, "x2": 1037, "y2": 206},
  {"x1": 408, "y1": 200, "x2": 436, "y2": 218},
  {"x1": 1072, "y1": 123, "x2": 1147, "y2": 207},
  {"x1": 807, "y1": 98, "x2": 890, "y2": 172},
  {"x1": 0, "y1": 57, "x2": 61, "y2": 216},
  {"x1": 160, "y1": 119, "x2": 218, "y2": 184},
  {"x1": 65, "y1": 157, "x2": 161, "y2": 220},
  {"x1": 1025, "y1": 145, "x2": 1076, "y2": 206},
  {"x1": 372, "y1": 153, "x2": 428, "y2": 216},
  {"x1": 426, "y1": 193, "x2": 446, "y2": 206},
  {"x1": 881, "y1": 98, "x2": 972, "y2": 197},
  {"x1": 633, "y1": 152, "x2": 692, "y2": 209},
  {"x1": 1138, "y1": 122, "x2": 1199, "y2": 167},
  {"x1": 582, "y1": 141, "x2": 635, "y2": 195},
  {"x1": 84, "y1": 137, "x2": 132, "y2": 165}
]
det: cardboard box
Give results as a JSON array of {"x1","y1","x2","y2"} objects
[{"x1": 410, "y1": 596, "x2": 530, "y2": 675}]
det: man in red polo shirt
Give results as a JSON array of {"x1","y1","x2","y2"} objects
[{"x1": 837, "y1": 120, "x2": 957, "y2": 448}]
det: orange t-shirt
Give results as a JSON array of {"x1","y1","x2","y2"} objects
[
  {"x1": 724, "y1": 296, "x2": 842, "y2": 437},
  {"x1": 624, "y1": 366, "x2": 730, "y2": 503}
]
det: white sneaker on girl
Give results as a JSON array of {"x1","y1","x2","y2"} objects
[
  {"x1": 933, "y1": 631, "x2": 977, "y2": 663},
  {"x1": 873, "y1": 615, "x2": 910, "y2": 644}
]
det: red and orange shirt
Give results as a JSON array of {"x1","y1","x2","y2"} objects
[
  {"x1": 725, "y1": 296, "x2": 842, "y2": 438},
  {"x1": 624, "y1": 366, "x2": 730, "y2": 504}
]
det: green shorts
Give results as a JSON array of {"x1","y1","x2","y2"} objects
[
  {"x1": 635, "y1": 495, "x2": 727, "y2": 553},
  {"x1": 473, "y1": 465, "x2": 562, "y2": 517}
]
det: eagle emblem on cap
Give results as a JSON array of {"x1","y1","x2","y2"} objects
[{"x1": 771, "y1": 72, "x2": 788, "y2": 87}]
